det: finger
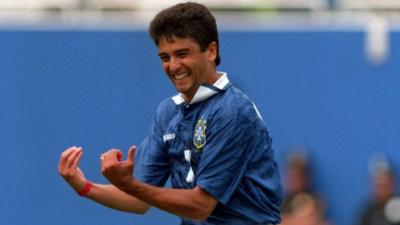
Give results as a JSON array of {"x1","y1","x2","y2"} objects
[
  {"x1": 100, "y1": 153, "x2": 106, "y2": 162},
  {"x1": 64, "y1": 148, "x2": 82, "y2": 169},
  {"x1": 100, "y1": 151, "x2": 113, "y2": 170},
  {"x1": 77, "y1": 167, "x2": 83, "y2": 175},
  {"x1": 71, "y1": 150, "x2": 83, "y2": 169},
  {"x1": 107, "y1": 148, "x2": 123, "y2": 162},
  {"x1": 65, "y1": 149, "x2": 81, "y2": 169},
  {"x1": 117, "y1": 152, "x2": 122, "y2": 161},
  {"x1": 100, "y1": 153, "x2": 108, "y2": 172},
  {"x1": 75, "y1": 167, "x2": 86, "y2": 180},
  {"x1": 59, "y1": 146, "x2": 77, "y2": 165},
  {"x1": 127, "y1": 145, "x2": 136, "y2": 163},
  {"x1": 58, "y1": 146, "x2": 78, "y2": 171}
]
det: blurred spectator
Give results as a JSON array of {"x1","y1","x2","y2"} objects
[
  {"x1": 280, "y1": 149, "x2": 331, "y2": 225},
  {"x1": 356, "y1": 154, "x2": 400, "y2": 225}
]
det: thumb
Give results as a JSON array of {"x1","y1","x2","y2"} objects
[
  {"x1": 76, "y1": 167, "x2": 86, "y2": 180},
  {"x1": 127, "y1": 145, "x2": 136, "y2": 163}
]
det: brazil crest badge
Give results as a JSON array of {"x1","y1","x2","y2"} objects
[{"x1": 193, "y1": 118, "x2": 207, "y2": 151}]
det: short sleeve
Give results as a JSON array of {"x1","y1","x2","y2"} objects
[
  {"x1": 196, "y1": 102, "x2": 267, "y2": 204},
  {"x1": 134, "y1": 107, "x2": 171, "y2": 187}
]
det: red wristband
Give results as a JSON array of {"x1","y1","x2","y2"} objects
[{"x1": 77, "y1": 181, "x2": 92, "y2": 196}]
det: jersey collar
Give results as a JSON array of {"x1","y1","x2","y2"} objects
[{"x1": 171, "y1": 72, "x2": 230, "y2": 105}]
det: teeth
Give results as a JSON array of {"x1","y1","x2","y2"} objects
[{"x1": 174, "y1": 72, "x2": 189, "y2": 80}]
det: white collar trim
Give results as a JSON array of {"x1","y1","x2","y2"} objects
[{"x1": 171, "y1": 72, "x2": 229, "y2": 105}]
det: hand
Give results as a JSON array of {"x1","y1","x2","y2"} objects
[
  {"x1": 101, "y1": 145, "x2": 136, "y2": 191},
  {"x1": 58, "y1": 146, "x2": 87, "y2": 192}
]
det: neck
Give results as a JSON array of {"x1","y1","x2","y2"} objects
[{"x1": 183, "y1": 71, "x2": 220, "y2": 103}]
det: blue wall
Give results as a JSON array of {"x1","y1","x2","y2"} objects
[{"x1": 0, "y1": 29, "x2": 399, "y2": 225}]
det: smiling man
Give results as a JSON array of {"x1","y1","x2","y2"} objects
[
  {"x1": 58, "y1": 2, "x2": 282, "y2": 225},
  {"x1": 158, "y1": 37, "x2": 218, "y2": 102}
]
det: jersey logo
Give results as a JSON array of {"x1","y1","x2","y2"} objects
[
  {"x1": 193, "y1": 118, "x2": 207, "y2": 151},
  {"x1": 163, "y1": 133, "x2": 176, "y2": 142}
]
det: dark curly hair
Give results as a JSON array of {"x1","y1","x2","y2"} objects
[{"x1": 149, "y1": 2, "x2": 221, "y2": 66}]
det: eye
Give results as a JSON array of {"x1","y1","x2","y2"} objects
[
  {"x1": 175, "y1": 49, "x2": 189, "y2": 59},
  {"x1": 159, "y1": 55, "x2": 170, "y2": 62},
  {"x1": 177, "y1": 52, "x2": 187, "y2": 58}
]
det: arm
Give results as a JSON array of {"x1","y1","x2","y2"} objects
[
  {"x1": 123, "y1": 181, "x2": 216, "y2": 220},
  {"x1": 86, "y1": 183, "x2": 149, "y2": 214},
  {"x1": 101, "y1": 147, "x2": 218, "y2": 221},
  {"x1": 58, "y1": 146, "x2": 150, "y2": 214}
]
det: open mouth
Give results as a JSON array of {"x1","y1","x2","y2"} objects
[{"x1": 173, "y1": 72, "x2": 190, "y2": 80}]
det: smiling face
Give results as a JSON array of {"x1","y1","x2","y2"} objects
[{"x1": 157, "y1": 36, "x2": 218, "y2": 102}]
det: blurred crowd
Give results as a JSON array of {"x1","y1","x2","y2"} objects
[
  {"x1": 356, "y1": 155, "x2": 400, "y2": 225},
  {"x1": 279, "y1": 149, "x2": 400, "y2": 225}
]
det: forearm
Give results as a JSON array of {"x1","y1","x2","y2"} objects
[
  {"x1": 119, "y1": 180, "x2": 216, "y2": 221},
  {"x1": 85, "y1": 183, "x2": 150, "y2": 214}
]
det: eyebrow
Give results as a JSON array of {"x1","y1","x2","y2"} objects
[
  {"x1": 175, "y1": 48, "x2": 189, "y2": 54},
  {"x1": 158, "y1": 48, "x2": 190, "y2": 57}
]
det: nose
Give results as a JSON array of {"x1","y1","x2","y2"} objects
[{"x1": 169, "y1": 57, "x2": 181, "y2": 73}]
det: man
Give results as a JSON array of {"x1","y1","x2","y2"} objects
[
  {"x1": 58, "y1": 2, "x2": 282, "y2": 224},
  {"x1": 356, "y1": 155, "x2": 400, "y2": 225},
  {"x1": 280, "y1": 151, "x2": 330, "y2": 225}
]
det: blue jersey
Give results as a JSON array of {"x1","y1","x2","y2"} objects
[{"x1": 135, "y1": 73, "x2": 282, "y2": 225}]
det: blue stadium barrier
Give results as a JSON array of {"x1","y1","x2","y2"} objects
[{"x1": 0, "y1": 29, "x2": 399, "y2": 225}]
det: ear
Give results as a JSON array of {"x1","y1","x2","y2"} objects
[{"x1": 206, "y1": 42, "x2": 218, "y2": 63}]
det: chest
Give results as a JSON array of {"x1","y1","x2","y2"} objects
[{"x1": 163, "y1": 103, "x2": 212, "y2": 168}]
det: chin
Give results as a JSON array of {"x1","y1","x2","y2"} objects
[{"x1": 175, "y1": 84, "x2": 191, "y2": 93}]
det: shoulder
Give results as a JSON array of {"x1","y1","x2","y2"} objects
[
  {"x1": 156, "y1": 97, "x2": 176, "y2": 112},
  {"x1": 154, "y1": 97, "x2": 178, "y2": 123},
  {"x1": 214, "y1": 86, "x2": 262, "y2": 122}
]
